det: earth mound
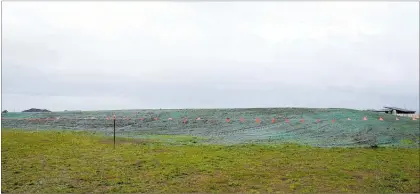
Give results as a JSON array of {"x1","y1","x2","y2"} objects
[{"x1": 22, "y1": 108, "x2": 51, "y2": 113}]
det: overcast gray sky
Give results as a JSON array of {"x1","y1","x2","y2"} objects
[{"x1": 2, "y1": 2, "x2": 419, "y2": 112}]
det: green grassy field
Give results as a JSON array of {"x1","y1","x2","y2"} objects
[{"x1": 2, "y1": 129, "x2": 419, "y2": 193}]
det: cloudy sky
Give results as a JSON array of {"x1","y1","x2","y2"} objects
[{"x1": 2, "y1": 2, "x2": 419, "y2": 112}]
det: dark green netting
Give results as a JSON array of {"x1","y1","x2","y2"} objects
[{"x1": 2, "y1": 108, "x2": 419, "y2": 147}]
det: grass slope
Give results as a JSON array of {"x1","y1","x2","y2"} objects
[
  {"x1": 2, "y1": 108, "x2": 419, "y2": 147},
  {"x1": 2, "y1": 129, "x2": 419, "y2": 193}
]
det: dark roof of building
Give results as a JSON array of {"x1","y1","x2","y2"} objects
[
  {"x1": 383, "y1": 106, "x2": 416, "y2": 113},
  {"x1": 372, "y1": 109, "x2": 390, "y2": 112}
]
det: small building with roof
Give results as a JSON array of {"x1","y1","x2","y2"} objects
[{"x1": 372, "y1": 106, "x2": 416, "y2": 117}]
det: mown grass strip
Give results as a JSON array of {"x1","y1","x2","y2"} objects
[{"x1": 2, "y1": 129, "x2": 419, "y2": 193}]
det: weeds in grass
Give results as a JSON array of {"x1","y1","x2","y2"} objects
[{"x1": 2, "y1": 129, "x2": 419, "y2": 193}]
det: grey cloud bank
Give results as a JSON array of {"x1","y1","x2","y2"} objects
[{"x1": 2, "y1": 2, "x2": 419, "y2": 112}]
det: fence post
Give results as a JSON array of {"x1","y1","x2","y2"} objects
[{"x1": 113, "y1": 118, "x2": 116, "y2": 149}]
